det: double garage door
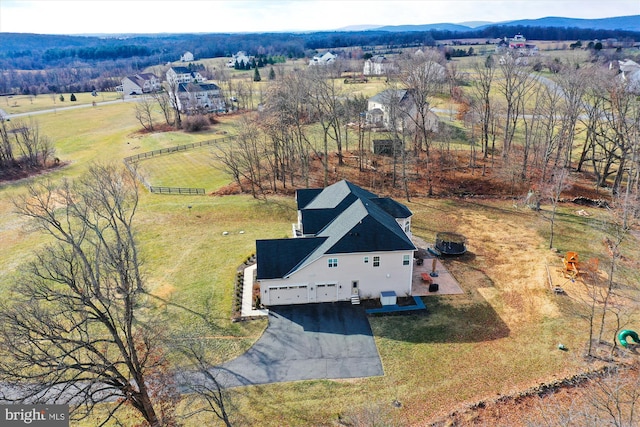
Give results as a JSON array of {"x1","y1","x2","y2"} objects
[{"x1": 269, "y1": 283, "x2": 337, "y2": 305}]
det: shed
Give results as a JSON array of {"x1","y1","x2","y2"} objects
[{"x1": 380, "y1": 291, "x2": 397, "y2": 306}]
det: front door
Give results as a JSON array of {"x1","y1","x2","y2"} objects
[{"x1": 351, "y1": 280, "x2": 359, "y2": 296}]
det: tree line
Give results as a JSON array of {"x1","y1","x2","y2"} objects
[{"x1": 3, "y1": 26, "x2": 638, "y2": 71}]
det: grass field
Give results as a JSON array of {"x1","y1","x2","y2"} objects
[
  {"x1": 1, "y1": 91, "x2": 123, "y2": 115},
  {"x1": 1, "y1": 62, "x2": 640, "y2": 426}
]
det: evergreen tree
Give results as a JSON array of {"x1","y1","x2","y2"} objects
[
  {"x1": 234, "y1": 60, "x2": 240, "y2": 70},
  {"x1": 268, "y1": 67, "x2": 276, "y2": 81},
  {"x1": 70, "y1": 93, "x2": 77, "y2": 101},
  {"x1": 59, "y1": 94, "x2": 65, "y2": 102},
  {"x1": 253, "y1": 67, "x2": 261, "y2": 82}
]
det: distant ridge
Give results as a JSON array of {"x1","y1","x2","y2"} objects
[
  {"x1": 458, "y1": 21, "x2": 493, "y2": 28},
  {"x1": 367, "y1": 15, "x2": 640, "y2": 33},
  {"x1": 495, "y1": 15, "x2": 640, "y2": 32},
  {"x1": 376, "y1": 23, "x2": 474, "y2": 32}
]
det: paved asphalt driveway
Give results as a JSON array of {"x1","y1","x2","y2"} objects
[{"x1": 209, "y1": 302, "x2": 383, "y2": 388}]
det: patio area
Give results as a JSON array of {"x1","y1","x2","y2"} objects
[{"x1": 411, "y1": 238, "x2": 465, "y2": 297}]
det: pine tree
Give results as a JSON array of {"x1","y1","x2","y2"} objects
[
  {"x1": 268, "y1": 67, "x2": 276, "y2": 81},
  {"x1": 253, "y1": 67, "x2": 261, "y2": 82},
  {"x1": 59, "y1": 94, "x2": 65, "y2": 102},
  {"x1": 70, "y1": 93, "x2": 77, "y2": 101}
]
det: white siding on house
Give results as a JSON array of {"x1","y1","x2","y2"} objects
[
  {"x1": 260, "y1": 251, "x2": 413, "y2": 305},
  {"x1": 121, "y1": 78, "x2": 143, "y2": 95}
]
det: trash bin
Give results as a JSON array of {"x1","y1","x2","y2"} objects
[{"x1": 428, "y1": 283, "x2": 439, "y2": 292}]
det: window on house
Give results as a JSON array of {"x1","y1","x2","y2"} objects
[
  {"x1": 405, "y1": 222, "x2": 411, "y2": 233},
  {"x1": 373, "y1": 256, "x2": 380, "y2": 267},
  {"x1": 328, "y1": 258, "x2": 338, "y2": 268},
  {"x1": 403, "y1": 255, "x2": 410, "y2": 265},
  {"x1": 363, "y1": 256, "x2": 369, "y2": 264}
]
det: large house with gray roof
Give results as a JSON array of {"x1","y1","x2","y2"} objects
[
  {"x1": 117, "y1": 73, "x2": 161, "y2": 95},
  {"x1": 366, "y1": 89, "x2": 440, "y2": 133},
  {"x1": 172, "y1": 82, "x2": 224, "y2": 113},
  {"x1": 256, "y1": 180, "x2": 415, "y2": 306}
]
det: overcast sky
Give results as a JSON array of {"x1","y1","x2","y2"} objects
[{"x1": 1, "y1": 0, "x2": 639, "y2": 35}]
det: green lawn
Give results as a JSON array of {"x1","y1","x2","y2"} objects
[{"x1": 135, "y1": 144, "x2": 231, "y2": 192}]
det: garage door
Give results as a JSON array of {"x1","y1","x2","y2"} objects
[
  {"x1": 269, "y1": 285, "x2": 308, "y2": 305},
  {"x1": 316, "y1": 283, "x2": 337, "y2": 303}
]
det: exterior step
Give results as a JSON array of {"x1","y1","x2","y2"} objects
[{"x1": 350, "y1": 295, "x2": 361, "y2": 305}]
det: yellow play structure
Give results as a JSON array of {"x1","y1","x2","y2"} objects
[
  {"x1": 563, "y1": 251, "x2": 580, "y2": 278},
  {"x1": 561, "y1": 251, "x2": 599, "y2": 279}
]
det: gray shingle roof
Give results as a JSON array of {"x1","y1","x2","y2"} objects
[
  {"x1": 171, "y1": 66, "x2": 192, "y2": 74},
  {"x1": 256, "y1": 237, "x2": 326, "y2": 280},
  {"x1": 256, "y1": 180, "x2": 415, "y2": 280}
]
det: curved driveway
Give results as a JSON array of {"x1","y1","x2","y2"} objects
[{"x1": 209, "y1": 302, "x2": 383, "y2": 388}]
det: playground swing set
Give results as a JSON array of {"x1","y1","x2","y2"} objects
[{"x1": 559, "y1": 251, "x2": 639, "y2": 349}]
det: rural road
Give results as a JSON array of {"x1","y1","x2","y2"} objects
[{"x1": 0, "y1": 96, "x2": 139, "y2": 120}]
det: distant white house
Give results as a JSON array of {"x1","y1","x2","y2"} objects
[
  {"x1": 116, "y1": 73, "x2": 161, "y2": 95},
  {"x1": 226, "y1": 51, "x2": 252, "y2": 68},
  {"x1": 166, "y1": 66, "x2": 205, "y2": 86},
  {"x1": 309, "y1": 51, "x2": 336, "y2": 66},
  {"x1": 256, "y1": 180, "x2": 415, "y2": 306},
  {"x1": 366, "y1": 89, "x2": 439, "y2": 133},
  {"x1": 180, "y1": 51, "x2": 194, "y2": 62},
  {"x1": 363, "y1": 55, "x2": 394, "y2": 76},
  {"x1": 171, "y1": 82, "x2": 225, "y2": 114},
  {"x1": 617, "y1": 59, "x2": 640, "y2": 93}
]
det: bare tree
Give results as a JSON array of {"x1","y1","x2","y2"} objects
[
  {"x1": 398, "y1": 49, "x2": 446, "y2": 156},
  {"x1": 164, "y1": 80, "x2": 183, "y2": 128},
  {"x1": 497, "y1": 55, "x2": 536, "y2": 158},
  {"x1": 587, "y1": 365, "x2": 640, "y2": 427},
  {"x1": 0, "y1": 164, "x2": 176, "y2": 427},
  {"x1": 178, "y1": 345, "x2": 234, "y2": 427},
  {"x1": 212, "y1": 139, "x2": 245, "y2": 192},
  {"x1": 471, "y1": 56, "x2": 496, "y2": 158},
  {"x1": 598, "y1": 178, "x2": 639, "y2": 344},
  {"x1": 308, "y1": 63, "x2": 348, "y2": 180},
  {"x1": 539, "y1": 167, "x2": 572, "y2": 249},
  {"x1": 134, "y1": 94, "x2": 155, "y2": 131},
  {"x1": 1, "y1": 118, "x2": 55, "y2": 169},
  {"x1": 578, "y1": 70, "x2": 639, "y2": 192},
  {"x1": 152, "y1": 91, "x2": 175, "y2": 126},
  {"x1": 0, "y1": 116, "x2": 16, "y2": 170},
  {"x1": 261, "y1": 70, "x2": 313, "y2": 189}
]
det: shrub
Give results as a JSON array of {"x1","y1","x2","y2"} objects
[{"x1": 182, "y1": 115, "x2": 209, "y2": 132}]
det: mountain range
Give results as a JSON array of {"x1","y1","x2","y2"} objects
[{"x1": 338, "y1": 15, "x2": 640, "y2": 33}]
